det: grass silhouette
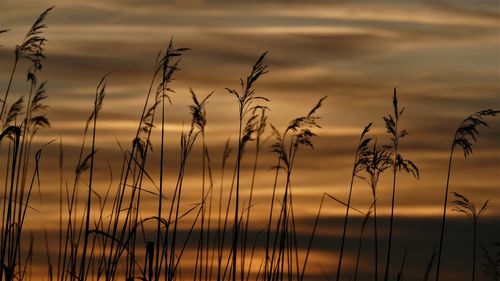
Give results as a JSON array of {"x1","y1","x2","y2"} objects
[
  {"x1": 335, "y1": 122, "x2": 372, "y2": 281},
  {"x1": 0, "y1": 6, "x2": 499, "y2": 281},
  {"x1": 382, "y1": 89, "x2": 419, "y2": 281},
  {"x1": 451, "y1": 192, "x2": 489, "y2": 281},
  {"x1": 435, "y1": 109, "x2": 499, "y2": 281}
]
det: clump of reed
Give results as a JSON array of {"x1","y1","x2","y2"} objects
[
  {"x1": 1, "y1": 6, "x2": 499, "y2": 281},
  {"x1": 335, "y1": 122, "x2": 372, "y2": 281},
  {"x1": 363, "y1": 141, "x2": 391, "y2": 281},
  {"x1": 382, "y1": 89, "x2": 419, "y2": 281},
  {"x1": 450, "y1": 192, "x2": 489, "y2": 281},
  {"x1": 225, "y1": 51, "x2": 268, "y2": 281},
  {"x1": 0, "y1": 6, "x2": 53, "y2": 281},
  {"x1": 264, "y1": 96, "x2": 326, "y2": 281},
  {"x1": 435, "y1": 109, "x2": 499, "y2": 281}
]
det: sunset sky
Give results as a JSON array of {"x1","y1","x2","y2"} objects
[{"x1": 1, "y1": 1, "x2": 499, "y2": 280}]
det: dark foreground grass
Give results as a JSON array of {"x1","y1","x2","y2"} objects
[{"x1": 1, "y1": 7, "x2": 499, "y2": 281}]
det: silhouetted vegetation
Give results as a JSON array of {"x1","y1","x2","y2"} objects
[{"x1": 0, "y1": 7, "x2": 499, "y2": 281}]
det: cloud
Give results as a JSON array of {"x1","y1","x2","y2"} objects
[{"x1": 0, "y1": 2, "x2": 499, "y2": 279}]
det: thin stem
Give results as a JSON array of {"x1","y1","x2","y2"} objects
[
  {"x1": 0, "y1": 57, "x2": 19, "y2": 121},
  {"x1": 155, "y1": 93, "x2": 166, "y2": 281},
  {"x1": 373, "y1": 195, "x2": 378, "y2": 281},
  {"x1": 79, "y1": 83, "x2": 100, "y2": 280},
  {"x1": 435, "y1": 145, "x2": 454, "y2": 281},
  {"x1": 335, "y1": 170, "x2": 355, "y2": 281},
  {"x1": 264, "y1": 154, "x2": 281, "y2": 281},
  {"x1": 233, "y1": 107, "x2": 243, "y2": 281},
  {"x1": 472, "y1": 221, "x2": 476, "y2": 281},
  {"x1": 383, "y1": 165, "x2": 397, "y2": 281},
  {"x1": 383, "y1": 113, "x2": 399, "y2": 281},
  {"x1": 242, "y1": 128, "x2": 262, "y2": 281}
]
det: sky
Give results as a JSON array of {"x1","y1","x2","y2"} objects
[{"x1": 0, "y1": 1, "x2": 499, "y2": 280}]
